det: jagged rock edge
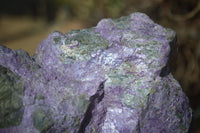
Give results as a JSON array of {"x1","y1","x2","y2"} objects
[
  {"x1": 78, "y1": 80, "x2": 106, "y2": 132},
  {"x1": 160, "y1": 34, "x2": 177, "y2": 77}
]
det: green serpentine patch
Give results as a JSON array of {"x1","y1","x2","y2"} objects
[{"x1": 0, "y1": 65, "x2": 24, "y2": 128}]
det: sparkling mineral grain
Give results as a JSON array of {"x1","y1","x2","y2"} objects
[{"x1": 0, "y1": 12, "x2": 192, "y2": 133}]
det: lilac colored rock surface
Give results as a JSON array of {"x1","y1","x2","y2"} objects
[{"x1": 0, "y1": 12, "x2": 192, "y2": 133}]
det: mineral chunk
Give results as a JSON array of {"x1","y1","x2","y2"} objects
[
  {"x1": 0, "y1": 66, "x2": 24, "y2": 128},
  {"x1": 0, "y1": 12, "x2": 192, "y2": 133}
]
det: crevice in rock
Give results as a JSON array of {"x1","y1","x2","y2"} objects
[
  {"x1": 159, "y1": 65, "x2": 170, "y2": 77},
  {"x1": 78, "y1": 80, "x2": 106, "y2": 133},
  {"x1": 160, "y1": 34, "x2": 177, "y2": 77}
]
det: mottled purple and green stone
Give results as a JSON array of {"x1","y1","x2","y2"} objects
[{"x1": 0, "y1": 12, "x2": 192, "y2": 133}]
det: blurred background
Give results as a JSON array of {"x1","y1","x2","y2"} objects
[{"x1": 0, "y1": 0, "x2": 199, "y2": 132}]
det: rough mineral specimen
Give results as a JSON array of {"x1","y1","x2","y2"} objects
[
  {"x1": 0, "y1": 12, "x2": 192, "y2": 133},
  {"x1": 0, "y1": 66, "x2": 24, "y2": 128}
]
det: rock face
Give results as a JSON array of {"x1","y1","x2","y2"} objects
[
  {"x1": 0, "y1": 12, "x2": 192, "y2": 133},
  {"x1": 0, "y1": 66, "x2": 24, "y2": 128}
]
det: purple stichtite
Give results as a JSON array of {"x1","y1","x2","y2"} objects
[{"x1": 0, "y1": 12, "x2": 192, "y2": 133}]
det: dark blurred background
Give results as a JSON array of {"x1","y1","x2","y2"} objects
[{"x1": 0, "y1": 0, "x2": 199, "y2": 132}]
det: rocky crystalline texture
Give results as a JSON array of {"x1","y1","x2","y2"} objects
[
  {"x1": 0, "y1": 66, "x2": 24, "y2": 128},
  {"x1": 0, "y1": 12, "x2": 192, "y2": 133}
]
